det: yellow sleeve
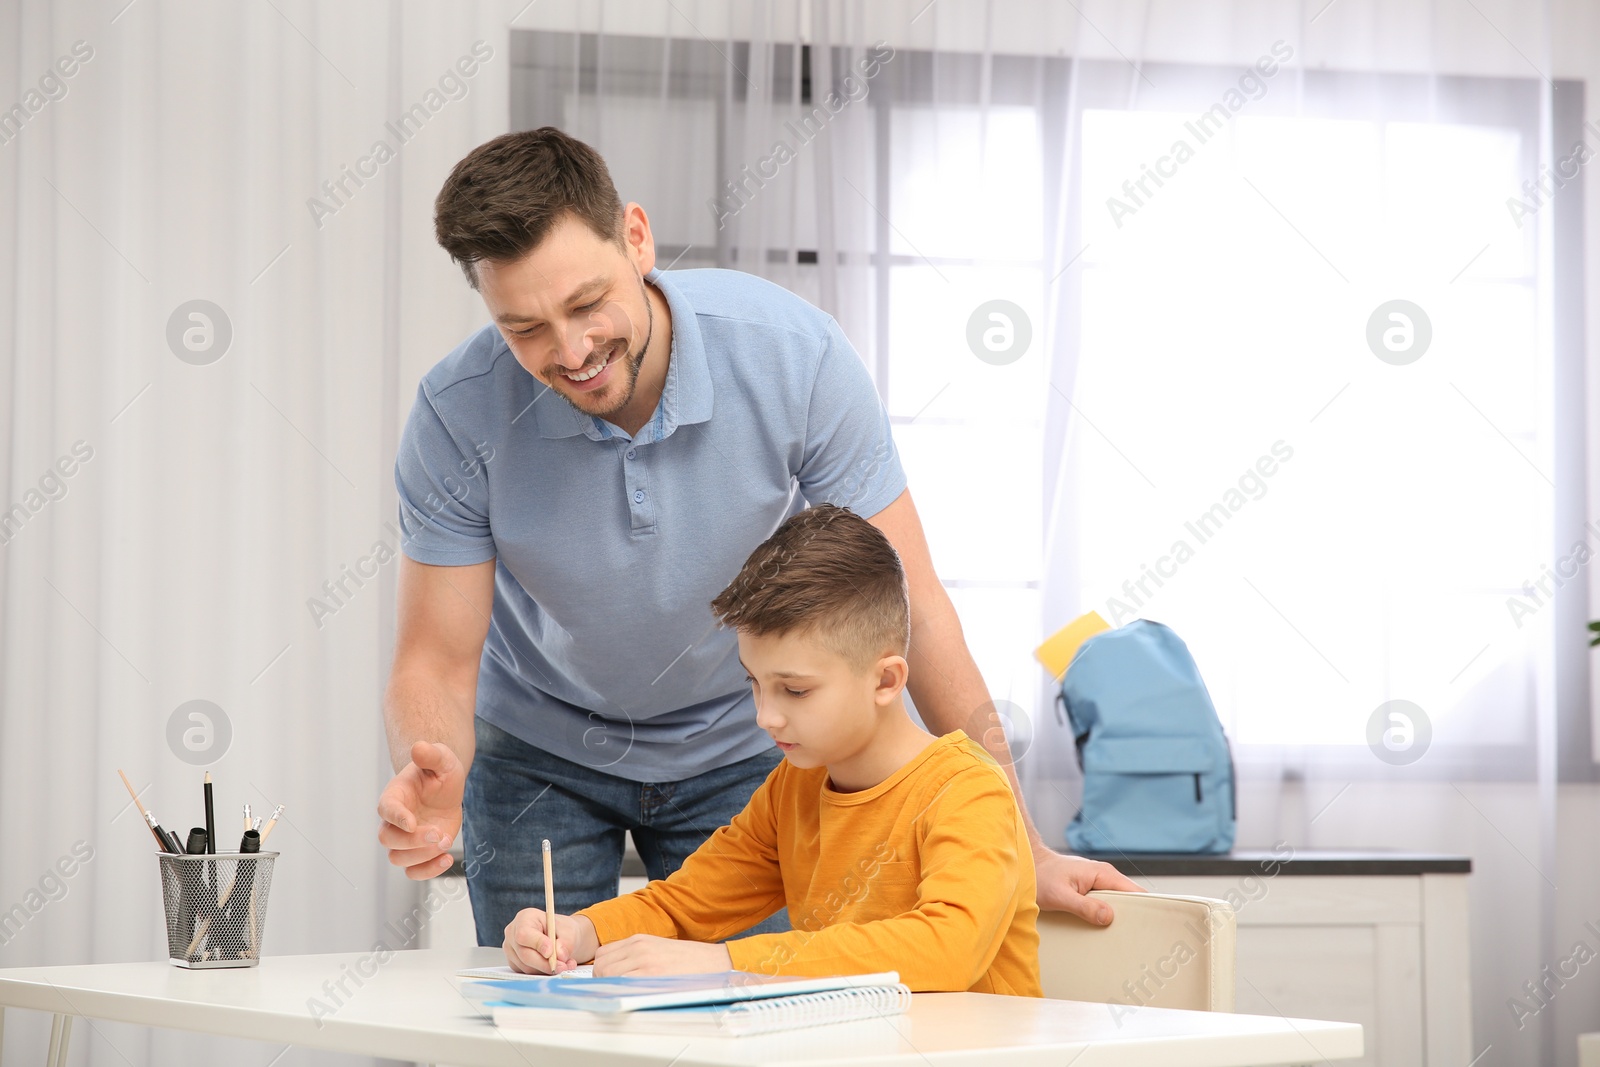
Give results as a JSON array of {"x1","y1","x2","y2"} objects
[
  {"x1": 577, "y1": 766, "x2": 786, "y2": 945},
  {"x1": 725, "y1": 768, "x2": 1023, "y2": 991}
]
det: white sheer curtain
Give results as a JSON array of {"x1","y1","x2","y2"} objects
[
  {"x1": 1, "y1": 2, "x2": 508, "y2": 1064},
  {"x1": 514, "y1": 3, "x2": 1596, "y2": 1065}
]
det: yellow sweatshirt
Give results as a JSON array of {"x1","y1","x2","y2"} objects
[{"x1": 577, "y1": 731, "x2": 1041, "y2": 996}]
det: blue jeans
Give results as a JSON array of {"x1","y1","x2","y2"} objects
[{"x1": 461, "y1": 716, "x2": 791, "y2": 947}]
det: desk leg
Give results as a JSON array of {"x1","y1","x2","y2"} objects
[{"x1": 43, "y1": 1015, "x2": 71, "y2": 1067}]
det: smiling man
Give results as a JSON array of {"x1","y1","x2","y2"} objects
[{"x1": 377, "y1": 127, "x2": 1137, "y2": 946}]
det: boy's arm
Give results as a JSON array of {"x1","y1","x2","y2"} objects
[
  {"x1": 577, "y1": 770, "x2": 786, "y2": 944},
  {"x1": 726, "y1": 768, "x2": 1027, "y2": 991}
]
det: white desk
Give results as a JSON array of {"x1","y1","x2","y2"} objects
[{"x1": 0, "y1": 947, "x2": 1362, "y2": 1067}]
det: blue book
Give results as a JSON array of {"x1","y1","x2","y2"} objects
[
  {"x1": 482, "y1": 983, "x2": 913, "y2": 1037},
  {"x1": 460, "y1": 969, "x2": 901, "y2": 1015}
]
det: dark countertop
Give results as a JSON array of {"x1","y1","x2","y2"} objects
[{"x1": 1063, "y1": 850, "x2": 1472, "y2": 876}]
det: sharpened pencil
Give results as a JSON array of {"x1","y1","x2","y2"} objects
[
  {"x1": 542, "y1": 839, "x2": 557, "y2": 970},
  {"x1": 203, "y1": 772, "x2": 216, "y2": 855}
]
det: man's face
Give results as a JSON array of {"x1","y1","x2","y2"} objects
[
  {"x1": 738, "y1": 628, "x2": 900, "y2": 771},
  {"x1": 477, "y1": 212, "x2": 654, "y2": 419}
]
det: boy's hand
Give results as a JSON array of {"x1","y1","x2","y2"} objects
[
  {"x1": 503, "y1": 909, "x2": 599, "y2": 974},
  {"x1": 593, "y1": 934, "x2": 733, "y2": 977}
]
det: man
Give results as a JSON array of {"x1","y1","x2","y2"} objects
[{"x1": 378, "y1": 127, "x2": 1138, "y2": 946}]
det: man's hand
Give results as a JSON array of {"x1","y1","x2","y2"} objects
[
  {"x1": 504, "y1": 910, "x2": 599, "y2": 974},
  {"x1": 594, "y1": 934, "x2": 733, "y2": 977},
  {"x1": 377, "y1": 740, "x2": 466, "y2": 880},
  {"x1": 1035, "y1": 849, "x2": 1145, "y2": 924}
]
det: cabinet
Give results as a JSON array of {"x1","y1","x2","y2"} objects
[{"x1": 1078, "y1": 850, "x2": 1473, "y2": 1067}]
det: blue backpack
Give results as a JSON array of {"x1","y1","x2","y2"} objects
[{"x1": 1058, "y1": 620, "x2": 1236, "y2": 853}]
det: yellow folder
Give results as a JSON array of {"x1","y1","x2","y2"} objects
[{"x1": 1033, "y1": 611, "x2": 1112, "y2": 681}]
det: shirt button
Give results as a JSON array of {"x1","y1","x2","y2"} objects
[
  {"x1": 633, "y1": 490, "x2": 646, "y2": 503},
  {"x1": 625, "y1": 449, "x2": 636, "y2": 459}
]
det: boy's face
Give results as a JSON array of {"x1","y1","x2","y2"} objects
[{"x1": 738, "y1": 628, "x2": 904, "y2": 771}]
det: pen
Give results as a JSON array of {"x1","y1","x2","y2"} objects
[
  {"x1": 542, "y1": 839, "x2": 557, "y2": 971},
  {"x1": 117, "y1": 769, "x2": 180, "y2": 854},
  {"x1": 243, "y1": 803, "x2": 251, "y2": 833},
  {"x1": 185, "y1": 830, "x2": 263, "y2": 958},
  {"x1": 203, "y1": 772, "x2": 216, "y2": 855}
]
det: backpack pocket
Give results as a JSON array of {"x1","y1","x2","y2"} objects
[{"x1": 1073, "y1": 736, "x2": 1227, "y2": 852}]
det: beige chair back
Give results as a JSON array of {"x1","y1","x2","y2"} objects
[{"x1": 1036, "y1": 889, "x2": 1236, "y2": 1012}]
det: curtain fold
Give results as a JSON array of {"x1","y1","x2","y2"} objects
[{"x1": 1, "y1": 2, "x2": 508, "y2": 1064}]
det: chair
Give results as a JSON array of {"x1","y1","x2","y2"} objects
[{"x1": 1036, "y1": 889, "x2": 1236, "y2": 1011}]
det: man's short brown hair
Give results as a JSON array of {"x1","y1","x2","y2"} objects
[
  {"x1": 434, "y1": 127, "x2": 625, "y2": 289},
  {"x1": 711, "y1": 504, "x2": 911, "y2": 672}
]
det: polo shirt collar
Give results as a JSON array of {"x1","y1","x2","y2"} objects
[{"x1": 532, "y1": 266, "x2": 714, "y2": 442}]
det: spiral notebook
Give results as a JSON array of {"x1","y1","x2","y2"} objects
[
  {"x1": 486, "y1": 983, "x2": 913, "y2": 1037},
  {"x1": 461, "y1": 969, "x2": 901, "y2": 1014}
]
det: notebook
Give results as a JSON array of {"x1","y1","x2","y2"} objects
[
  {"x1": 460, "y1": 969, "x2": 901, "y2": 1015},
  {"x1": 487, "y1": 983, "x2": 913, "y2": 1037}
]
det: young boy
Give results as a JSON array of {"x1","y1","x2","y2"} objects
[{"x1": 502, "y1": 504, "x2": 1041, "y2": 995}]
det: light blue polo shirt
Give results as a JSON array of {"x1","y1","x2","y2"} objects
[{"x1": 395, "y1": 267, "x2": 907, "y2": 782}]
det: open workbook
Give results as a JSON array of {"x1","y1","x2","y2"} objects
[{"x1": 457, "y1": 968, "x2": 910, "y2": 1037}]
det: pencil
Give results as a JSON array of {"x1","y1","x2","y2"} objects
[
  {"x1": 117, "y1": 769, "x2": 178, "y2": 853},
  {"x1": 203, "y1": 772, "x2": 216, "y2": 855},
  {"x1": 260, "y1": 804, "x2": 284, "y2": 843},
  {"x1": 185, "y1": 853, "x2": 250, "y2": 958},
  {"x1": 542, "y1": 839, "x2": 557, "y2": 970}
]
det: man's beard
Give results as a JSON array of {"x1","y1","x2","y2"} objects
[{"x1": 562, "y1": 274, "x2": 654, "y2": 418}]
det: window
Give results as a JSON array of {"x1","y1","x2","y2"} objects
[
  {"x1": 1062, "y1": 68, "x2": 1583, "y2": 777},
  {"x1": 886, "y1": 102, "x2": 1048, "y2": 726},
  {"x1": 513, "y1": 33, "x2": 1589, "y2": 777}
]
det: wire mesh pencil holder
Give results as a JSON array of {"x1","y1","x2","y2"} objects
[{"x1": 158, "y1": 852, "x2": 277, "y2": 968}]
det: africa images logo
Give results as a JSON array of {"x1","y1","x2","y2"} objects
[{"x1": 1105, "y1": 41, "x2": 1294, "y2": 228}]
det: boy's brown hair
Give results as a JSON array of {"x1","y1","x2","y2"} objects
[
  {"x1": 434, "y1": 127, "x2": 625, "y2": 290},
  {"x1": 711, "y1": 504, "x2": 911, "y2": 672}
]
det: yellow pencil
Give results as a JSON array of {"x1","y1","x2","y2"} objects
[{"x1": 542, "y1": 839, "x2": 557, "y2": 970}]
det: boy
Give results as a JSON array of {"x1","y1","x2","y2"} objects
[{"x1": 502, "y1": 504, "x2": 1041, "y2": 995}]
